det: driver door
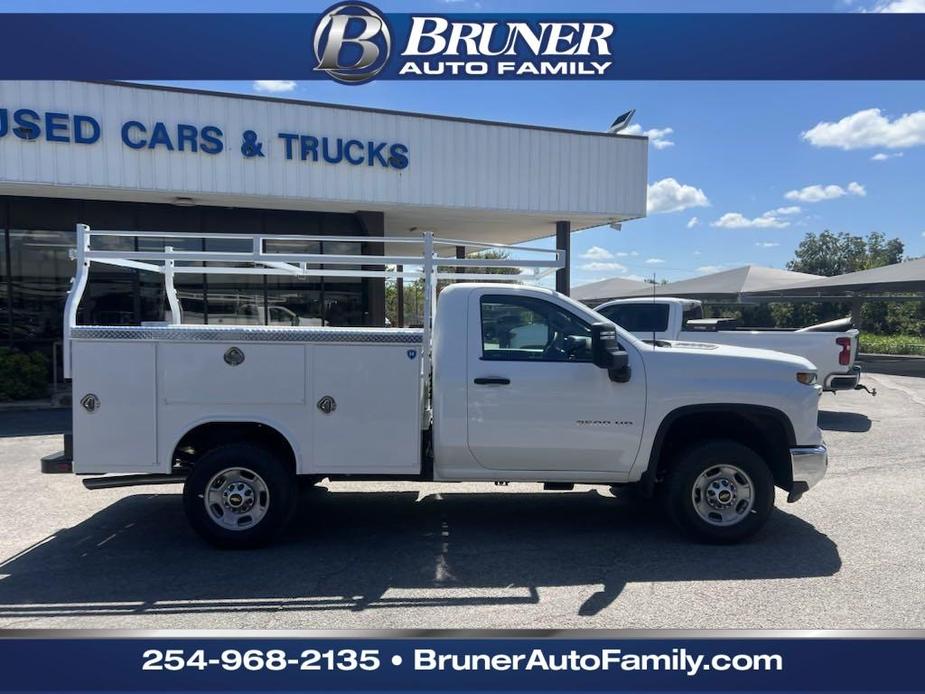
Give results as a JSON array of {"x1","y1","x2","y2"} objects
[{"x1": 466, "y1": 291, "x2": 645, "y2": 474}]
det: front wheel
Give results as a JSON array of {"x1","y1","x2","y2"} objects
[
  {"x1": 665, "y1": 440, "x2": 775, "y2": 543},
  {"x1": 183, "y1": 442, "x2": 296, "y2": 549}
]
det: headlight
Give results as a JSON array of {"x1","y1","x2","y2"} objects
[{"x1": 796, "y1": 371, "x2": 817, "y2": 385}]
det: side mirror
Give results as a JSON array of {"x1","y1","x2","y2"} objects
[{"x1": 591, "y1": 322, "x2": 631, "y2": 383}]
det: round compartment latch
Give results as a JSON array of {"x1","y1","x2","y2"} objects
[
  {"x1": 80, "y1": 393, "x2": 101, "y2": 413},
  {"x1": 224, "y1": 346, "x2": 245, "y2": 366},
  {"x1": 316, "y1": 395, "x2": 336, "y2": 414}
]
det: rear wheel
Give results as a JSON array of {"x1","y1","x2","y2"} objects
[
  {"x1": 665, "y1": 440, "x2": 774, "y2": 543},
  {"x1": 183, "y1": 442, "x2": 296, "y2": 549}
]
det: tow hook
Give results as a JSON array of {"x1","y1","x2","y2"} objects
[{"x1": 855, "y1": 384, "x2": 877, "y2": 396}]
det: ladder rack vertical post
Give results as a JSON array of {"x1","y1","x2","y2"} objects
[
  {"x1": 420, "y1": 232, "x2": 435, "y2": 426},
  {"x1": 63, "y1": 224, "x2": 91, "y2": 379},
  {"x1": 164, "y1": 246, "x2": 183, "y2": 325}
]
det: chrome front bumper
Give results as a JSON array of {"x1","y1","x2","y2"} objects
[{"x1": 788, "y1": 445, "x2": 828, "y2": 503}]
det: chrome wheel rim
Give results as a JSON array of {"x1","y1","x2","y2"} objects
[
  {"x1": 691, "y1": 464, "x2": 754, "y2": 527},
  {"x1": 204, "y1": 467, "x2": 270, "y2": 531}
]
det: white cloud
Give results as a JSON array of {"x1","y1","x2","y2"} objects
[
  {"x1": 802, "y1": 108, "x2": 925, "y2": 150},
  {"x1": 755, "y1": 241, "x2": 781, "y2": 248},
  {"x1": 697, "y1": 265, "x2": 725, "y2": 274},
  {"x1": 687, "y1": 216, "x2": 700, "y2": 228},
  {"x1": 711, "y1": 212, "x2": 791, "y2": 229},
  {"x1": 645, "y1": 258, "x2": 665, "y2": 264},
  {"x1": 869, "y1": 0, "x2": 925, "y2": 11},
  {"x1": 581, "y1": 246, "x2": 613, "y2": 260},
  {"x1": 784, "y1": 182, "x2": 866, "y2": 203},
  {"x1": 647, "y1": 177, "x2": 710, "y2": 214},
  {"x1": 624, "y1": 124, "x2": 675, "y2": 150},
  {"x1": 581, "y1": 262, "x2": 627, "y2": 273},
  {"x1": 624, "y1": 274, "x2": 647, "y2": 282},
  {"x1": 771, "y1": 206, "x2": 802, "y2": 215},
  {"x1": 253, "y1": 80, "x2": 297, "y2": 93},
  {"x1": 693, "y1": 250, "x2": 702, "y2": 256},
  {"x1": 872, "y1": 151, "x2": 904, "y2": 161}
]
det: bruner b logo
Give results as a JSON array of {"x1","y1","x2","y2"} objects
[{"x1": 313, "y1": 2, "x2": 391, "y2": 84}]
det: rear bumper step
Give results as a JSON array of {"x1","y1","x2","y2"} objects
[
  {"x1": 41, "y1": 433, "x2": 73, "y2": 473},
  {"x1": 40, "y1": 450, "x2": 73, "y2": 474},
  {"x1": 825, "y1": 365, "x2": 876, "y2": 394}
]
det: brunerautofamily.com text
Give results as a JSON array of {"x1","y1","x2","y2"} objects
[{"x1": 142, "y1": 647, "x2": 783, "y2": 677}]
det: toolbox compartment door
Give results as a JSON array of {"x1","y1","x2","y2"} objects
[
  {"x1": 71, "y1": 341, "x2": 158, "y2": 473},
  {"x1": 311, "y1": 344, "x2": 421, "y2": 474}
]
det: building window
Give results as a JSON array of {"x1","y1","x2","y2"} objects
[
  {"x1": 0, "y1": 198, "x2": 378, "y2": 383},
  {"x1": 0, "y1": 230, "x2": 9, "y2": 342},
  {"x1": 265, "y1": 238, "x2": 324, "y2": 326},
  {"x1": 8, "y1": 230, "x2": 75, "y2": 341},
  {"x1": 321, "y1": 240, "x2": 365, "y2": 326}
]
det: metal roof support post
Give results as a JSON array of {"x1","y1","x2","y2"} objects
[
  {"x1": 851, "y1": 298, "x2": 864, "y2": 330},
  {"x1": 396, "y1": 264, "x2": 405, "y2": 327},
  {"x1": 555, "y1": 220, "x2": 571, "y2": 296}
]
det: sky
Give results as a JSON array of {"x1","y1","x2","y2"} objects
[{"x1": 3, "y1": 0, "x2": 924, "y2": 286}]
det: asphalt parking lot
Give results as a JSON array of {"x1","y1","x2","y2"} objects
[{"x1": 0, "y1": 373, "x2": 922, "y2": 630}]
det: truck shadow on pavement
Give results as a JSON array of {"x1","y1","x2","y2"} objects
[
  {"x1": 818, "y1": 410, "x2": 872, "y2": 433},
  {"x1": 0, "y1": 487, "x2": 841, "y2": 621}
]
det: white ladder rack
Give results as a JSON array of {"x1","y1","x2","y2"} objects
[{"x1": 63, "y1": 224, "x2": 566, "y2": 383}]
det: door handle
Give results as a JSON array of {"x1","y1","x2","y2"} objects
[{"x1": 473, "y1": 377, "x2": 510, "y2": 385}]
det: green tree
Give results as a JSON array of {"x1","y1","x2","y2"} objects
[
  {"x1": 786, "y1": 230, "x2": 903, "y2": 276},
  {"x1": 772, "y1": 230, "x2": 919, "y2": 335},
  {"x1": 0, "y1": 348, "x2": 48, "y2": 401}
]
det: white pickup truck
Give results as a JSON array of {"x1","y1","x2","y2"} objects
[
  {"x1": 594, "y1": 297, "x2": 870, "y2": 394},
  {"x1": 42, "y1": 226, "x2": 828, "y2": 548}
]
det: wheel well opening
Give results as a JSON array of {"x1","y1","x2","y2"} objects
[
  {"x1": 173, "y1": 422, "x2": 297, "y2": 474},
  {"x1": 651, "y1": 409, "x2": 793, "y2": 491}
]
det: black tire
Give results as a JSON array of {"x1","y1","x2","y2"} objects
[
  {"x1": 664, "y1": 440, "x2": 775, "y2": 544},
  {"x1": 183, "y1": 442, "x2": 296, "y2": 549}
]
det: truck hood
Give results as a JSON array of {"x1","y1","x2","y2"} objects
[{"x1": 656, "y1": 339, "x2": 816, "y2": 371}]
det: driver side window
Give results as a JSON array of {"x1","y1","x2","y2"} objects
[{"x1": 480, "y1": 295, "x2": 592, "y2": 362}]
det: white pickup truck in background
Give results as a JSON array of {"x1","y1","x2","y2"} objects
[
  {"x1": 42, "y1": 227, "x2": 829, "y2": 549},
  {"x1": 595, "y1": 297, "x2": 872, "y2": 395}
]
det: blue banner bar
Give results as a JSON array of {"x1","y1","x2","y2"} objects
[
  {"x1": 1, "y1": 12, "x2": 924, "y2": 80},
  {"x1": 0, "y1": 636, "x2": 922, "y2": 691}
]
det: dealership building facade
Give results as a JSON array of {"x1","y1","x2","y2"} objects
[{"x1": 0, "y1": 80, "x2": 647, "y2": 376}]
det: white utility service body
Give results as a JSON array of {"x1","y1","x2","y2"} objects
[
  {"x1": 46, "y1": 225, "x2": 829, "y2": 547},
  {"x1": 594, "y1": 297, "x2": 867, "y2": 393}
]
